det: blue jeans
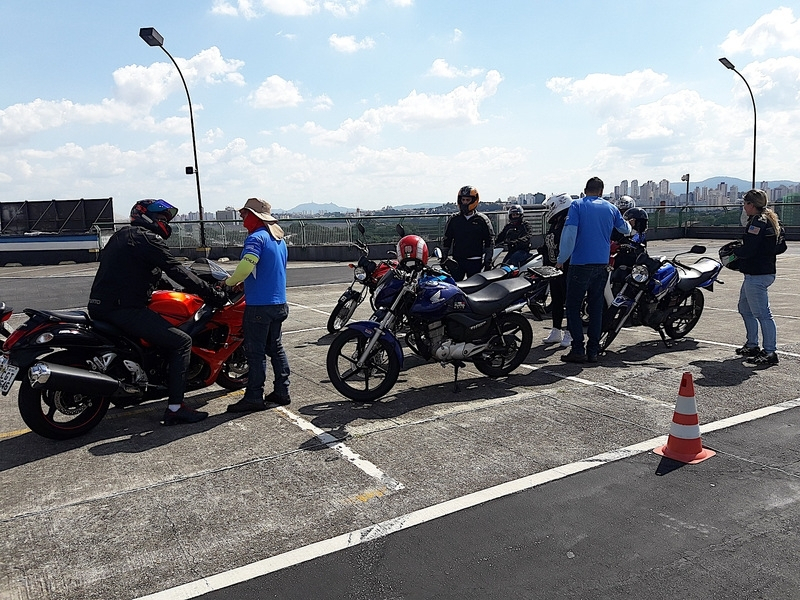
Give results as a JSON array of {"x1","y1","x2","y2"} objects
[
  {"x1": 738, "y1": 274, "x2": 776, "y2": 353},
  {"x1": 565, "y1": 264, "x2": 608, "y2": 356},
  {"x1": 242, "y1": 303, "x2": 291, "y2": 400}
]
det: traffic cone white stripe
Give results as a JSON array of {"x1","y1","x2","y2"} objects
[
  {"x1": 668, "y1": 423, "x2": 702, "y2": 440},
  {"x1": 674, "y1": 396, "x2": 697, "y2": 415}
]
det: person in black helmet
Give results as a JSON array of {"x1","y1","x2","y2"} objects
[
  {"x1": 496, "y1": 204, "x2": 533, "y2": 266},
  {"x1": 441, "y1": 185, "x2": 495, "y2": 281},
  {"x1": 88, "y1": 199, "x2": 226, "y2": 425}
]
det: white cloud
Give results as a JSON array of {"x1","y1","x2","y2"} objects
[
  {"x1": 312, "y1": 94, "x2": 334, "y2": 111},
  {"x1": 329, "y1": 34, "x2": 376, "y2": 53},
  {"x1": 211, "y1": 0, "x2": 320, "y2": 18},
  {"x1": 387, "y1": 0, "x2": 413, "y2": 7},
  {"x1": 323, "y1": 0, "x2": 369, "y2": 18},
  {"x1": 308, "y1": 70, "x2": 503, "y2": 145},
  {"x1": 427, "y1": 58, "x2": 484, "y2": 79},
  {"x1": 452, "y1": 28, "x2": 462, "y2": 43},
  {"x1": 546, "y1": 69, "x2": 670, "y2": 115},
  {"x1": 720, "y1": 7, "x2": 800, "y2": 57},
  {"x1": 248, "y1": 75, "x2": 304, "y2": 108}
]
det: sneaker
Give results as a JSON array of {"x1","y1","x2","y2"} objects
[
  {"x1": 542, "y1": 328, "x2": 562, "y2": 344},
  {"x1": 162, "y1": 404, "x2": 208, "y2": 425},
  {"x1": 735, "y1": 344, "x2": 761, "y2": 357},
  {"x1": 745, "y1": 351, "x2": 779, "y2": 366},
  {"x1": 264, "y1": 391, "x2": 291, "y2": 408},
  {"x1": 560, "y1": 351, "x2": 587, "y2": 364},
  {"x1": 560, "y1": 330, "x2": 573, "y2": 348},
  {"x1": 227, "y1": 399, "x2": 267, "y2": 413}
]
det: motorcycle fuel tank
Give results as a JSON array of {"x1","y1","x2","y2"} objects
[
  {"x1": 149, "y1": 291, "x2": 205, "y2": 326},
  {"x1": 410, "y1": 277, "x2": 468, "y2": 318},
  {"x1": 649, "y1": 263, "x2": 678, "y2": 298}
]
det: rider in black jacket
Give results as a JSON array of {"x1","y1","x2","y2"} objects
[
  {"x1": 441, "y1": 186, "x2": 495, "y2": 281},
  {"x1": 496, "y1": 204, "x2": 533, "y2": 266},
  {"x1": 88, "y1": 199, "x2": 225, "y2": 425}
]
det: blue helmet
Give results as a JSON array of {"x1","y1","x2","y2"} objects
[{"x1": 130, "y1": 199, "x2": 178, "y2": 239}]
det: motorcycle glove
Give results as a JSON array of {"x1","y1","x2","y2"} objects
[
  {"x1": 205, "y1": 287, "x2": 228, "y2": 308},
  {"x1": 483, "y1": 248, "x2": 493, "y2": 269}
]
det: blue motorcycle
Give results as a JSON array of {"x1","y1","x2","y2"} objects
[
  {"x1": 598, "y1": 244, "x2": 723, "y2": 350},
  {"x1": 326, "y1": 254, "x2": 560, "y2": 402}
]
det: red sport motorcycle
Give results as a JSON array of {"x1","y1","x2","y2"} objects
[{"x1": 0, "y1": 258, "x2": 247, "y2": 440}]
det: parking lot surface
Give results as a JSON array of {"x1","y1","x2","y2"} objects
[{"x1": 1, "y1": 239, "x2": 799, "y2": 599}]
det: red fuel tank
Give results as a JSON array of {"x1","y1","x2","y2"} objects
[{"x1": 149, "y1": 291, "x2": 204, "y2": 326}]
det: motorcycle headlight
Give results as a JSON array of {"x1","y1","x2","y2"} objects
[
  {"x1": 631, "y1": 264, "x2": 649, "y2": 283},
  {"x1": 354, "y1": 266, "x2": 367, "y2": 282}
]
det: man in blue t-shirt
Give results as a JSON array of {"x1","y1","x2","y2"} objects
[
  {"x1": 556, "y1": 177, "x2": 631, "y2": 364},
  {"x1": 224, "y1": 198, "x2": 291, "y2": 412}
]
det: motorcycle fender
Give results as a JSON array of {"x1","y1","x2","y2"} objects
[
  {"x1": 338, "y1": 288, "x2": 361, "y2": 304},
  {"x1": 345, "y1": 321, "x2": 404, "y2": 367}
]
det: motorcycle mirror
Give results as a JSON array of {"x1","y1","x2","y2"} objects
[
  {"x1": 387, "y1": 250, "x2": 397, "y2": 258},
  {"x1": 396, "y1": 224, "x2": 405, "y2": 237},
  {"x1": 432, "y1": 247, "x2": 443, "y2": 260},
  {"x1": 689, "y1": 245, "x2": 707, "y2": 254},
  {"x1": 357, "y1": 222, "x2": 366, "y2": 235}
]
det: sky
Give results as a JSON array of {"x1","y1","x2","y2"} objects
[{"x1": 1, "y1": 1, "x2": 799, "y2": 215}]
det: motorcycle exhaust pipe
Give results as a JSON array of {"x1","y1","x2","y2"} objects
[{"x1": 28, "y1": 362, "x2": 138, "y2": 397}]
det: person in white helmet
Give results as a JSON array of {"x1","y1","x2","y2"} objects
[{"x1": 538, "y1": 193, "x2": 572, "y2": 346}]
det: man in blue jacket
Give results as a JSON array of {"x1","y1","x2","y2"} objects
[{"x1": 556, "y1": 177, "x2": 631, "y2": 364}]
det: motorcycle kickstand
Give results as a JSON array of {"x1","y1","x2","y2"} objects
[
  {"x1": 657, "y1": 326, "x2": 673, "y2": 348},
  {"x1": 452, "y1": 360, "x2": 466, "y2": 393}
]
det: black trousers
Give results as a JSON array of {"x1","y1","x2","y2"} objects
[{"x1": 89, "y1": 305, "x2": 193, "y2": 405}]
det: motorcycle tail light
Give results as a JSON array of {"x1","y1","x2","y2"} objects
[
  {"x1": 36, "y1": 332, "x2": 55, "y2": 344},
  {"x1": 631, "y1": 265, "x2": 649, "y2": 283}
]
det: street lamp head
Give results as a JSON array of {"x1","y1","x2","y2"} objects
[
  {"x1": 139, "y1": 27, "x2": 164, "y2": 47},
  {"x1": 719, "y1": 57, "x2": 736, "y2": 70}
]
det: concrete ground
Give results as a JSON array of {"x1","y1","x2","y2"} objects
[{"x1": 0, "y1": 239, "x2": 798, "y2": 600}]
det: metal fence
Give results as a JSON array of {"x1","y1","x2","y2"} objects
[{"x1": 101, "y1": 202, "x2": 799, "y2": 250}]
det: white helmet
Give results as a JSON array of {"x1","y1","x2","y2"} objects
[
  {"x1": 545, "y1": 193, "x2": 572, "y2": 222},
  {"x1": 617, "y1": 195, "x2": 635, "y2": 211}
]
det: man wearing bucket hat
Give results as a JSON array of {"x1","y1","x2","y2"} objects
[{"x1": 224, "y1": 198, "x2": 292, "y2": 412}]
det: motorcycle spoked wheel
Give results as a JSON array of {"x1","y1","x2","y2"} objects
[
  {"x1": 215, "y1": 345, "x2": 249, "y2": 390},
  {"x1": 17, "y1": 352, "x2": 111, "y2": 440},
  {"x1": 663, "y1": 289, "x2": 704, "y2": 340},
  {"x1": 472, "y1": 312, "x2": 533, "y2": 377},
  {"x1": 327, "y1": 294, "x2": 362, "y2": 334},
  {"x1": 598, "y1": 305, "x2": 629, "y2": 351},
  {"x1": 326, "y1": 329, "x2": 400, "y2": 402}
]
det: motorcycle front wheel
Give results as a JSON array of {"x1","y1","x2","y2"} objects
[
  {"x1": 326, "y1": 329, "x2": 400, "y2": 402},
  {"x1": 473, "y1": 312, "x2": 533, "y2": 377},
  {"x1": 215, "y1": 345, "x2": 249, "y2": 390},
  {"x1": 17, "y1": 352, "x2": 111, "y2": 440},
  {"x1": 598, "y1": 306, "x2": 628, "y2": 351},
  {"x1": 664, "y1": 289, "x2": 704, "y2": 339},
  {"x1": 327, "y1": 294, "x2": 362, "y2": 334}
]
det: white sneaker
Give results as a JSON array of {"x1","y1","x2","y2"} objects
[
  {"x1": 560, "y1": 330, "x2": 573, "y2": 347},
  {"x1": 542, "y1": 328, "x2": 562, "y2": 344}
]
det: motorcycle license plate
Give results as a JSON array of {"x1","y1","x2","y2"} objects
[{"x1": 0, "y1": 355, "x2": 19, "y2": 395}]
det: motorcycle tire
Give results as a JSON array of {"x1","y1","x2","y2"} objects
[
  {"x1": 598, "y1": 306, "x2": 627, "y2": 351},
  {"x1": 17, "y1": 352, "x2": 111, "y2": 440},
  {"x1": 215, "y1": 346, "x2": 249, "y2": 390},
  {"x1": 664, "y1": 289, "x2": 704, "y2": 340},
  {"x1": 326, "y1": 328, "x2": 400, "y2": 402},
  {"x1": 327, "y1": 295, "x2": 361, "y2": 334},
  {"x1": 473, "y1": 312, "x2": 533, "y2": 378}
]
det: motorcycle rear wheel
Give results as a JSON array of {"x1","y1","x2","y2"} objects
[
  {"x1": 326, "y1": 328, "x2": 400, "y2": 402},
  {"x1": 17, "y1": 352, "x2": 111, "y2": 440},
  {"x1": 327, "y1": 296, "x2": 361, "y2": 334},
  {"x1": 216, "y1": 346, "x2": 249, "y2": 390},
  {"x1": 664, "y1": 289, "x2": 704, "y2": 339},
  {"x1": 473, "y1": 312, "x2": 533, "y2": 377}
]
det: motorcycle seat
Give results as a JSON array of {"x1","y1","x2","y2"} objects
[
  {"x1": 24, "y1": 308, "x2": 90, "y2": 324},
  {"x1": 465, "y1": 278, "x2": 531, "y2": 316},
  {"x1": 457, "y1": 266, "x2": 513, "y2": 294},
  {"x1": 675, "y1": 257, "x2": 721, "y2": 291}
]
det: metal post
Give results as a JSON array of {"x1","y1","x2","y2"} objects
[{"x1": 719, "y1": 57, "x2": 757, "y2": 190}]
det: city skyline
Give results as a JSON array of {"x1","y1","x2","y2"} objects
[{"x1": 1, "y1": 2, "x2": 799, "y2": 213}]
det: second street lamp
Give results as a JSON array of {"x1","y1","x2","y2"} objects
[
  {"x1": 719, "y1": 57, "x2": 757, "y2": 191},
  {"x1": 139, "y1": 27, "x2": 207, "y2": 249}
]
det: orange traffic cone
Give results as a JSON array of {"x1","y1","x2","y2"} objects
[{"x1": 654, "y1": 372, "x2": 716, "y2": 464}]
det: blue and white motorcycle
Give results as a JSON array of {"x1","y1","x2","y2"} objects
[
  {"x1": 598, "y1": 244, "x2": 723, "y2": 351},
  {"x1": 326, "y1": 249, "x2": 561, "y2": 402}
]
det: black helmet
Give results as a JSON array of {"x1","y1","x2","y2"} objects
[
  {"x1": 130, "y1": 199, "x2": 178, "y2": 239},
  {"x1": 623, "y1": 207, "x2": 648, "y2": 234},
  {"x1": 719, "y1": 240, "x2": 743, "y2": 271},
  {"x1": 508, "y1": 204, "x2": 524, "y2": 222}
]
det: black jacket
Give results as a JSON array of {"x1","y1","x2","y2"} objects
[
  {"x1": 89, "y1": 225, "x2": 214, "y2": 309},
  {"x1": 538, "y1": 213, "x2": 566, "y2": 267},
  {"x1": 733, "y1": 213, "x2": 778, "y2": 275},
  {"x1": 496, "y1": 220, "x2": 533, "y2": 253},
  {"x1": 442, "y1": 211, "x2": 495, "y2": 260}
]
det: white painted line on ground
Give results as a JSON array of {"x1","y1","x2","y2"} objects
[
  {"x1": 134, "y1": 396, "x2": 800, "y2": 600},
  {"x1": 287, "y1": 300, "x2": 336, "y2": 317},
  {"x1": 275, "y1": 406, "x2": 404, "y2": 493}
]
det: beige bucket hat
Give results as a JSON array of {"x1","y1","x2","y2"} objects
[{"x1": 239, "y1": 197, "x2": 285, "y2": 240}]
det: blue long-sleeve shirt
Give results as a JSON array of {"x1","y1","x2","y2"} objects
[{"x1": 557, "y1": 196, "x2": 631, "y2": 265}]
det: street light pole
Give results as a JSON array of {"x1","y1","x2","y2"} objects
[
  {"x1": 139, "y1": 27, "x2": 207, "y2": 249},
  {"x1": 681, "y1": 173, "x2": 690, "y2": 205},
  {"x1": 719, "y1": 57, "x2": 757, "y2": 191}
]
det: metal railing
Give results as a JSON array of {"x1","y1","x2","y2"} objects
[{"x1": 99, "y1": 202, "x2": 799, "y2": 250}]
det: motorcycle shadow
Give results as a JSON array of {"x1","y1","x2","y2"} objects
[
  {"x1": 598, "y1": 337, "x2": 703, "y2": 365},
  {"x1": 0, "y1": 388, "x2": 238, "y2": 472}
]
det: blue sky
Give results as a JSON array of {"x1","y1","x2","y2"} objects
[{"x1": 1, "y1": 1, "x2": 798, "y2": 214}]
